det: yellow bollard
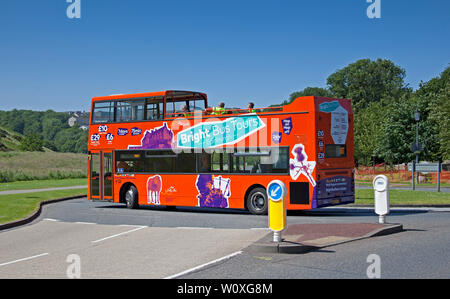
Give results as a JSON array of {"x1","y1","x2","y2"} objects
[{"x1": 267, "y1": 180, "x2": 287, "y2": 242}]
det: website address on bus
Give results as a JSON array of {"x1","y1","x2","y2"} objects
[{"x1": 177, "y1": 282, "x2": 273, "y2": 296}]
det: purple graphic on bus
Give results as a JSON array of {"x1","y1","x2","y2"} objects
[
  {"x1": 289, "y1": 143, "x2": 316, "y2": 186},
  {"x1": 195, "y1": 174, "x2": 231, "y2": 208},
  {"x1": 128, "y1": 123, "x2": 174, "y2": 149},
  {"x1": 147, "y1": 175, "x2": 162, "y2": 205}
]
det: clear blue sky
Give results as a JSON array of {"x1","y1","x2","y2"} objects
[{"x1": 1, "y1": 0, "x2": 449, "y2": 111}]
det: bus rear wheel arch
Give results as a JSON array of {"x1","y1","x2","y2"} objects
[
  {"x1": 245, "y1": 185, "x2": 268, "y2": 215},
  {"x1": 120, "y1": 183, "x2": 139, "y2": 209}
]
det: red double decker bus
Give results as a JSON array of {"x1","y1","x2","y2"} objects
[{"x1": 88, "y1": 90, "x2": 354, "y2": 215}]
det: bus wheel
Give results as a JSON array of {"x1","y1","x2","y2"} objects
[
  {"x1": 246, "y1": 187, "x2": 268, "y2": 215},
  {"x1": 125, "y1": 185, "x2": 139, "y2": 209}
]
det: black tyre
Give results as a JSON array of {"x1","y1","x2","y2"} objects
[
  {"x1": 125, "y1": 185, "x2": 139, "y2": 209},
  {"x1": 246, "y1": 187, "x2": 268, "y2": 215}
]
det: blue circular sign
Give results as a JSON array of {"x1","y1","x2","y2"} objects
[{"x1": 268, "y1": 182, "x2": 284, "y2": 201}]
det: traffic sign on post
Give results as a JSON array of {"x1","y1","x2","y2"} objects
[{"x1": 267, "y1": 180, "x2": 287, "y2": 242}]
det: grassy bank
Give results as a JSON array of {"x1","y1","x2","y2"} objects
[
  {"x1": 0, "y1": 188, "x2": 87, "y2": 225},
  {"x1": 0, "y1": 178, "x2": 87, "y2": 192},
  {"x1": 355, "y1": 189, "x2": 450, "y2": 205},
  {"x1": 0, "y1": 151, "x2": 87, "y2": 183}
]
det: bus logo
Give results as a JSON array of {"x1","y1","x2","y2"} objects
[
  {"x1": 272, "y1": 132, "x2": 282, "y2": 144},
  {"x1": 319, "y1": 101, "x2": 340, "y2": 113},
  {"x1": 177, "y1": 114, "x2": 265, "y2": 148},
  {"x1": 117, "y1": 128, "x2": 129, "y2": 136},
  {"x1": 131, "y1": 127, "x2": 142, "y2": 136}
]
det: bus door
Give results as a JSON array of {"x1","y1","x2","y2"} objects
[{"x1": 90, "y1": 150, "x2": 114, "y2": 201}]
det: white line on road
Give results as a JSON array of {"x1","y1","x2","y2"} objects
[
  {"x1": 164, "y1": 251, "x2": 243, "y2": 279},
  {"x1": 0, "y1": 253, "x2": 49, "y2": 267},
  {"x1": 91, "y1": 226, "x2": 146, "y2": 243}
]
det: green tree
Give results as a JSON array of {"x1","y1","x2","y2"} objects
[
  {"x1": 327, "y1": 58, "x2": 410, "y2": 111},
  {"x1": 54, "y1": 127, "x2": 88, "y2": 153},
  {"x1": 378, "y1": 90, "x2": 442, "y2": 164},
  {"x1": 353, "y1": 101, "x2": 386, "y2": 165},
  {"x1": 417, "y1": 65, "x2": 450, "y2": 160},
  {"x1": 19, "y1": 133, "x2": 44, "y2": 152},
  {"x1": 283, "y1": 87, "x2": 332, "y2": 105}
]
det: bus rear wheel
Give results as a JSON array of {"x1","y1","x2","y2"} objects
[
  {"x1": 125, "y1": 185, "x2": 139, "y2": 209},
  {"x1": 246, "y1": 187, "x2": 268, "y2": 215}
]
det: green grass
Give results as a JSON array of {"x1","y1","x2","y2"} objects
[
  {"x1": 0, "y1": 151, "x2": 87, "y2": 182},
  {"x1": 355, "y1": 189, "x2": 450, "y2": 205},
  {"x1": 0, "y1": 126, "x2": 23, "y2": 151},
  {"x1": 356, "y1": 179, "x2": 450, "y2": 187},
  {"x1": 0, "y1": 178, "x2": 87, "y2": 192},
  {"x1": 0, "y1": 188, "x2": 87, "y2": 225}
]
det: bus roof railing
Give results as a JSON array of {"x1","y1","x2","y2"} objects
[{"x1": 164, "y1": 106, "x2": 283, "y2": 118}]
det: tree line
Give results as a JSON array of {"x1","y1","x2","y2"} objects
[
  {"x1": 0, "y1": 109, "x2": 88, "y2": 153},
  {"x1": 282, "y1": 58, "x2": 449, "y2": 166},
  {"x1": 1, "y1": 58, "x2": 448, "y2": 165}
]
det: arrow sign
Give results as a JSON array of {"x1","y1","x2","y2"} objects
[
  {"x1": 267, "y1": 181, "x2": 285, "y2": 202},
  {"x1": 270, "y1": 186, "x2": 281, "y2": 198}
]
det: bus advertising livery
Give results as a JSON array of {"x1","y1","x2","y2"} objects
[{"x1": 88, "y1": 90, "x2": 354, "y2": 215}]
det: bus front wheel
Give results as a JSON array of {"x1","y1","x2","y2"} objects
[
  {"x1": 125, "y1": 185, "x2": 139, "y2": 209},
  {"x1": 246, "y1": 187, "x2": 268, "y2": 215}
]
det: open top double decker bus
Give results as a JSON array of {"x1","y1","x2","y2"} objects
[{"x1": 88, "y1": 90, "x2": 354, "y2": 215}]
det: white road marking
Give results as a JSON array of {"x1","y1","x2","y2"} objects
[
  {"x1": 164, "y1": 251, "x2": 243, "y2": 279},
  {"x1": 0, "y1": 253, "x2": 49, "y2": 267},
  {"x1": 43, "y1": 218, "x2": 60, "y2": 222},
  {"x1": 75, "y1": 222, "x2": 96, "y2": 225},
  {"x1": 91, "y1": 226, "x2": 146, "y2": 243}
]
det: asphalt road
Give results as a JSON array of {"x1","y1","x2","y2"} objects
[{"x1": 0, "y1": 197, "x2": 449, "y2": 279}]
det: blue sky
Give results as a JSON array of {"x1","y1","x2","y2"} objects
[{"x1": 1, "y1": 0, "x2": 449, "y2": 111}]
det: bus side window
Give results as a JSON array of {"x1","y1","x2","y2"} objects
[
  {"x1": 92, "y1": 101, "x2": 114, "y2": 124},
  {"x1": 116, "y1": 100, "x2": 145, "y2": 122},
  {"x1": 165, "y1": 96, "x2": 175, "y2": 118},
  {"x1": 211, "y1": 152, "x2": 229, "y2": 173},
  {"x1": 146, "y1": 97, "x2": 164, "y2": 120},
  {"x1": 177, "y1": 152, "x2": 196, "y2": 173}
]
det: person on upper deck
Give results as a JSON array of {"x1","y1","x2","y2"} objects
[
  {"x1": 212, "y1": 102, "x2": 226, "y2": 115},
  {"x1": 181, "y1": 104, "x2": 192, "y2": 117},
  {"x1": 248, "y1": 102, "x2": 256, "y2": 113}
]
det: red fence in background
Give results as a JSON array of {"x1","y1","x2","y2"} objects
[{"x1": 355, "y1": 164, "x2": 450, "y2": 184}]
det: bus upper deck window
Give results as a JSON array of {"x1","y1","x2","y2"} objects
[
  {"x1": 116, "y1": 100, "x2": 145, "y2": 122},
  {"x1": 146, "y1": 97, "x2": 164, "y2": 120},
  {"x1": 92, "y1": 101, "x2": 114, "y2": 124}
]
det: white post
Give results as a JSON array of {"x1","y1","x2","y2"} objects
[{"x1": 373, "y1": 175, "x2": 390, "y2": 224}]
